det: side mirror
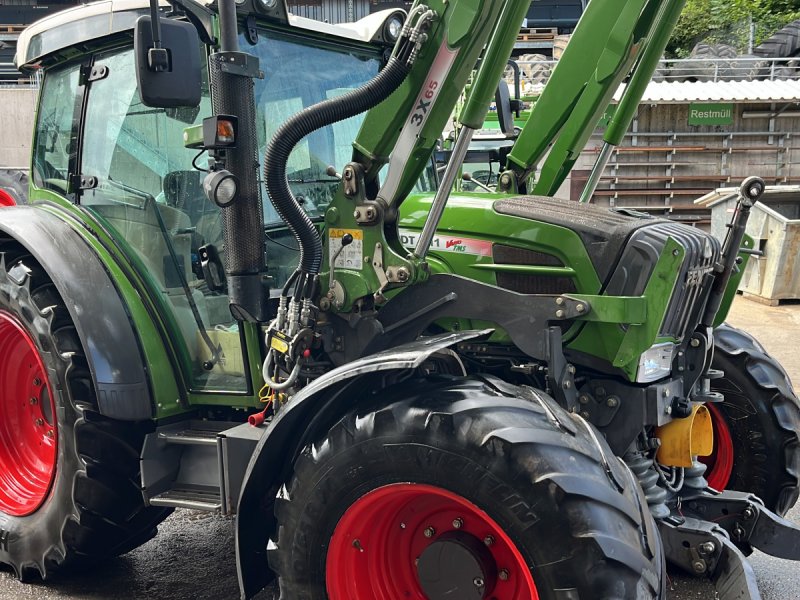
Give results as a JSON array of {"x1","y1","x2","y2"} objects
[
  {"x1": 135, "y1": 15, "x2": 202, "y2": 108},
  {"x1": 494, "y1": 80, "x2": 515, "y2": 138}
]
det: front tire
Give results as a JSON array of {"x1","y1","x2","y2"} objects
[
  {"x1": 270, "y1": 376, "x2": 664, "y2": 599},
  {"x1": 705, "y1": 323, "x2": 800, "y2": 516},
  {"x1": 0, "y1": 247, "x2": 171, "y2": 580}
]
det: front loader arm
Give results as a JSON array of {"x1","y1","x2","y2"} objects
[
  {"x1": 499, "y1": 0, "x2": 687, "y2": 197},
  {"x1": 318, "y1": 0, "x2": 530, "y2": 312}
]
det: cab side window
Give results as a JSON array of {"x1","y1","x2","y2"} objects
[{"x1": 32, "y1": 63, "x2": 81, "y2": 194}]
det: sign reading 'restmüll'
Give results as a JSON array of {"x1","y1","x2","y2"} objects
[{"x1": 688, "y1": 103, "x2": 734, "y2": 126}]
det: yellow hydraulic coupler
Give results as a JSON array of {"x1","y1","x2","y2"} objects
[{"x1": 655, "y1": 404, "x2": 714, "y2": 468}]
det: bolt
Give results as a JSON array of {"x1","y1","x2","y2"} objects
[
  {"x1": 473, "y1": 577, "x2": 485, "y2": 588},
  {"x1": 33, "y1": 377, "x2": 41, "y2": 386},
  {"x1": 699, "y1": 541, "x2": 716, "y2": 555},
  {"x1": 343, "y1": 168, "x2": 353, "y2": 181},
  {"x1": 484, "y1": 535, "x2": 494, "y2": 546},
  {"x1": 663, "y1": 388, "x2": 670, "y2": 398},
  {"x1": 29, "y1": 397, "x2": 37, "y2": 405},
  {"x1": 733, "y1": 525, "x2": 746, "y2": 541},
  {"x1": 595, "y1": 387, "x2": 605, "y2": 396},
  {"x1": 352, "y1": 539, "x2": 363, "y2": 550},
  {"x1": 424, "y1": 527, "x2": 435, "y2": 538},
  {"x1": 690, "y1": 338, "x2": 701, "y2": 348},
  {"x1": 555, "y1": 309, "x2": 565, "y2": 318},
  {"x1": 692, "y1": 559, "x2": 707, "y2": 573},
  {"x1": 576, "y1": 304, "x2": 585, "y2": 313},
  {"x1": 35, "y1": 418, "x2": 44, "y2": 426},
  {"x1": 563, "y1": 380, "x2": 571, "y2": 389},
  {"x1": 400, "y1": 522, "x2": 406, "y2": 529},
  {"x1": 581, "y1": 411, "x2": 590, "y2": 419},
  {"x1": 365, "y1": 207, "x2": 376, "y2": 220},
  {"x1": 665, "y1": 405, "x2": 673, "y2": 415},
  {"x1": 498, "y1": 569, "x2": 509, "y2": 581},
  {"x1": 568, "y1": 364, "x2": 576, "y2": 374},
  {"x1": 579, "y1": 395, "x2": 589, "y2": 404},
  {"x1": 673, "y1": 249, "x2": 680, "y2": 256},
  {"x1": 452, "y1": 518, "x2": 463, "y2": 529},
  {"x1": 607, "y1": 396, "x2": 619, "y2": 408},
  {"x1": 555, "y1": 297, "x2": 565, "y2": 306},
  {"x1": 46, "y1": 430, "x2": 54, "y2": 439},
  {"x1": 354, "y1": 209, "x2": 361, "y2": 219},
  {"x1": 397, "y1": 267, "x2": 410, "y2": 282},
  {"x1": 743, "y1": 507, "x2": 755, "y2": 520}
]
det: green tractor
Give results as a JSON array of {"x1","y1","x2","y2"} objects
[{"x1": 1, "y1": 0, "x2": 799, "y2": 599}]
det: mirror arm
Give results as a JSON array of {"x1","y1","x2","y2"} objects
[
  {"x1": 146, "y1": 0, "x2": 169, "y2": 71},
  {"x1": 168, "y1": 0, "x2": 217, "y2": 46}
]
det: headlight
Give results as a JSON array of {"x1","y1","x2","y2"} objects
[
  {"x1": 203, "y1": 169, "x2": 239, "y2": 208},
  {"x1": 384, "y1": 13, "x2": 404, "y2": 43},
  {"x1": 636, "y1": 342, "x2": 675, "y2": 383}
]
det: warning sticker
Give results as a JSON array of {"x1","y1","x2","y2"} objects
[
  {"x1": 398, "y1": 229, "x2": 492, "y2": 257},
  {"x1": 329, "y1": 228, "x2": 364, "y2": 270}
]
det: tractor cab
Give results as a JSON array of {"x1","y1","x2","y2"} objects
[{"x1": 16, "y1": 0, "x2": 398, "y2": 394}]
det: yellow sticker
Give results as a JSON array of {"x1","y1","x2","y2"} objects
[
  {"x1": 328, "y1": 228, "x2": 364, "y2": 271},
  {"x1": 270, "y1": 335, "x2": 289, "y2": 354},
  {"x1": 329, "y1": 228, "x2": 363, "y2": 240}
]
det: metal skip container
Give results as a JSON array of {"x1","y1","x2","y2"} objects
[{"x1": 696, "y1": 185, "x2": 800, "y2": 304}]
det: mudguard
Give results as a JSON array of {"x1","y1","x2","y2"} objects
[
  {"x1": 235, "y1": 329, "x2": 492, "y2": 599},
  {"x1": 0, "y1": 206, "x2": 153, "y2": 420}
]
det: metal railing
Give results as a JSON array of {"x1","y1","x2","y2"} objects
[{"x1": 510, "y1": 56, "x2": 800, "y2": 93}]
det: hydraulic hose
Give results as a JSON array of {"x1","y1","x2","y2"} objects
[{"x1": 264, "y1": 55, "x2": 412, "y2": 281}]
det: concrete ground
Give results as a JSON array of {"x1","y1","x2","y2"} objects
[{"x1": 0, "y1": 295, "x2": 798, "y2": 600}]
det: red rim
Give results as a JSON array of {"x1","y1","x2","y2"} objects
[
  {"x1": 326, "y1": 483, "x2": 539, "y2": 600},
  {"x1": 0, "y1": 310, "x2": 57, "y2": 516},
  {"x1": 701, "y1": 402, "x2": 734, "y2": 491},
  {"x1": 0, "y1": 190, "x2": 16, "y2": 207}
]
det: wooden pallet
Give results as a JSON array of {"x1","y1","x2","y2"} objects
[
  {"x1": 0, "y1": 25, "x2": 26, "y2": 33},
  {"x1": 517, "y1": 27, "x2": 557, "y2": 41}
]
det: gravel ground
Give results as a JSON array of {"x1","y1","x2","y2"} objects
[{"x1": 1, "y1": 296, "x2": 798, "y2": 600}]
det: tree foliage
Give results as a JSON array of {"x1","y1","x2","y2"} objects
[{"x1": 667, "y1": 0, "x2": 800, "y2": 56}]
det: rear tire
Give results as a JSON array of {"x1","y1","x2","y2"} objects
[
  {"x1": 705, "y1": 323, "x2": 800, "y2": 516},
  {"x1": 0, "y1": 169, "x2": 27, "y2": 206},
  {"x1": 0, "y1": 247, "x2": 171, "y2": 580},
  {"x1": 270, "y1": 376, "x2": 664, "y2": 599}
]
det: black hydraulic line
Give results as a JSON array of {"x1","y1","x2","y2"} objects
[{"x1": 264, "y1": 55, "x2": 411, "y2": 281}]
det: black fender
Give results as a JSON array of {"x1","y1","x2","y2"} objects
[
  {"x1": 0, "y1": 206, "x2": 153, "y2": 420},
  {"x1": 235, "y1": 329, "x2": 491, "y2": 599}
]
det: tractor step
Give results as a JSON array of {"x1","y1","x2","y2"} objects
[
  {"x1": 141, "y1": 420, "x2": 266, "y2": 515},
  {"x1": 150, "y1": 485, "x2": 223, "y2": 511}
]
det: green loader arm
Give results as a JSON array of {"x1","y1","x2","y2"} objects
[
  {"x1": 499, "y1": 0, "x2": 688, "y2": 197},
  {"x1": 322, "y1": 0, "x2": 531, "y2": 312}
]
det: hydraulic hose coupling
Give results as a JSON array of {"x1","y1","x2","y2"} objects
[{"x1": 655, "y1": 404, "x2": 714, "y2": 468}]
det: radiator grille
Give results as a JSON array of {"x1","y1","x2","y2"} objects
[{"x1": 492, "y1": 245, "x2": 577, "y2": 294}]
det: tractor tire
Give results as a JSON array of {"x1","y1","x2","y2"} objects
[
  {"x1": 270, "y1": 376, "x2": 665, "y2": 600},
  {"x1": 0, "y1": 169, "x2": 28, "y2": 206},
  {"x1": 674, "y1": 43, "x2": 738, "y2": 81},
  {"x1": 754, "y1": 19, "x2": 800, "y2": 59},
  {"x1": 0, "y1": 246, "x2": 172, "y2": 580},
  {"x1": 704, "y1": 323, "x2": 800, "y2": 517}
]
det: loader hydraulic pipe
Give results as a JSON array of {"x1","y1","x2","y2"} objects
[
  {"x1": 413, "y1": 126, "x2": 475, "y2": 258},
  {"x1": 578, "y1": 141, "x2": 613, "y2": 203},
  {"x1": 414, "y1": 0, "x2": 528, "y2": 259}
]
